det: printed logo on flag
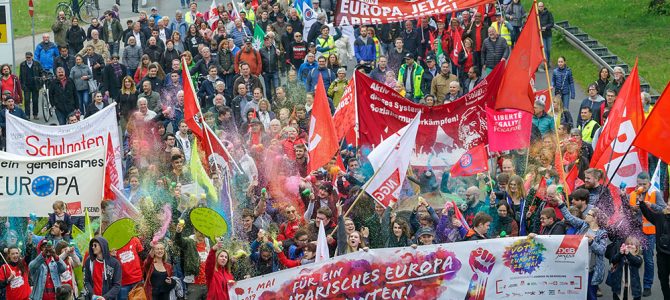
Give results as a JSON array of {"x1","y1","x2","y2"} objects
[
  {"x1": 66, "y1": 201, "x2": 82, "y2": 215},
  {"x1": 555, "y1": 235, "x2": 583, "y2": 261},
  {"x1": 459, "y1": 153, "x2": 473, "y2": 168},
  {"x1": 304, "y1": 8, "x2": 314, "y2": 20},
  {"x1": 371, "y1": 169, "x2": 400, "y2": 206}
]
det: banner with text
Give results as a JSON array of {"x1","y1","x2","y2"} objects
[
  {"x1": 335, "y1": 0, "x2": 495, "y2": 25},
  {"x1": 357, "y1": 63, "x2": 504, "y2": 166},
  {"x1": 0, "y1": 147, "x2": 105, "y2": 217},
  {"x1": 230, "y1": 235, "x2": 588, "y2": 299},
  {"x1": 486, "y1": 108, "x2": 533, "y2": 152},
  {"x1": 5, "y1": 104, "x2": 123, "y2": 187}
]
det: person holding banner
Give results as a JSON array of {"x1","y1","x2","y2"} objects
[{"x1": 0, "y1": 247, "x2": 31, "y2": 300}]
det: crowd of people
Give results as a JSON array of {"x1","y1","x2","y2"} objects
[{"x1": 0, "y1": 0, "x2": 668, "y2": 300}]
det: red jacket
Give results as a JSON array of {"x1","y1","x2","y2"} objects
[
  {"x1": 278, "y1": 218, "x2": 306, "y2": 241},
  {"x1": 142, "y1": 257, "x2": 174, "y2": 300},
  {"x1": 205, "y1": 249, "x2": 234, "y2": 300},
  {"x1": 235, "y1": 48, "x2": 263, "y2": 75}
]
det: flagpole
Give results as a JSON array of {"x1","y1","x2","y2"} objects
[
  {"x1": 328, "y1": 114, "x2": 420, "y2": 237},
  {"x1": 533, "y1": 0, "x2": 569, "y2": 193},
  {"x1": 353, "y1": 71, "x2": 359, "y2": 151}
]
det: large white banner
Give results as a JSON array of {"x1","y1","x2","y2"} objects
[
  {"x1": 0, "y1": 147, "x2": 105, "y2": 216},
  {"x1": 230, "y1": 235, "x2": 588, "y2": 299},
  {"x1": 5, "y1": 103, "x2": 123, "y2": 186}
]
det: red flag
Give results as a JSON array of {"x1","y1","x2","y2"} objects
[
  {"x1": 182, "y1": 58, "x2": 203, "y2": 138},
  {"x1": 535, "y1": 89, "x2": 552, "y2": 112},
  {"x1": 308, "y1": 75, "x2": 339, "y2": 173},
  {"x1": 449, "y1": 29, "x2": 462, "y2": 67},
  {"x1": 182, "y1": 58, "x2": 231, "y2": 170},
  {"x1": 450, "y1": 144, "x2": 489, "y2": 177},
  {"x1": 554, "y1": 148, "x2": 567, "y2": 189},
  {"x1": 332, "y1": 74, "x2": 356, "y2": 140},
  {"x1": 452, "y1": 200, "x2": 471, "y2": 231},
  {"x1": 536, "y1": 177, "x2": 547, "y2": 200},
  {"x1": 565, "y1": 164, "x2": 579, "y2": 192},
  {"x1": 103, "y1": 133, "x2": 119, "y2": 200},
  {"x1": 633, "y1": 82, "x2": 670, "y2": 163},
  {"x1": 495, "y1": 1, "x2": 544, "y2": 113},
  {"x1": 590, "y1": 60, "x2": 647, "y2": 210}
]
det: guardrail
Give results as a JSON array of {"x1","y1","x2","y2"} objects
[{"x1": 555, "y1": 20, "x2": 660, "y2": 102}]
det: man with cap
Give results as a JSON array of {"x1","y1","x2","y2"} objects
[
  {"x1": 354, "y1": 25, "x2": 376, "y2": 65},
  {"x1": 420, "y1": 55, "x2": 438, "y2": 96},
  {"x1": 490, "y1": 12, "x2": 513, "y2": 47},
  {"x1": 398, "y1": 52, "x2": 424, "y2": 103},
  {"x1": 260, "y1": 34, "x2": 280, "y2": 100},
  {"x1": 28, "y1": 239, "x2": 68, "y2": 300},
  {"x1": 298, "y1": 52, "x2": 318, "y2": 84},
  {"x1": 0, "y1": 96, "x2": 28, "y2": 147},
  {"x1": 19, "y1": 52, "x2": 43, "y2": 120},
  {"x1": 532, "y1": 99, "x2": 554, "y2": 136},
  {"x1": 150, "y1": 7, "x2": 162, "y2": 24},
  {"x1": 311, "y1": 0, "x2": 327, "y2": 20},
  {"x1": 235, "y1": 37, "x2": 263, "y2": 76}
]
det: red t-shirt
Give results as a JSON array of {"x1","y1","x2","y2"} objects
[
  {"x1": 93, "y1": 259, "x2": 104, "y2": 296},
  {"x1": 60, "y1": 260, "x2": 74, "y2": 290},
  {"x1": 194, "y1": 242, "x2": 208, "y2": 285},
  {"x1": 43, "y1": 257, "x2": 56, "y2": 300},
  {"x1": 1, "y1": 76, "x2": 15, "y2": 98},
  {"x1": 115, "y1": 237, "x2": 144, "y2": 285},
  {"x1": 0, "y1": 264, "x2": 31, "y2": 300}
]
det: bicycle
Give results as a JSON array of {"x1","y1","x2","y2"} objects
[
  {"x1": 34, "y1": 72, "x2": 55, "y2": 123},
  {"x1": 55, "y1": 0, "x2": 100, "y2": 24}
]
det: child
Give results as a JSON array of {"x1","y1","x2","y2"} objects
[
  {"x1": 42, "y1": 201, "x2": 73, "y2": 237},
  {"x1": 607, "y1": 236, "x2": 643, "y2": 300},
  {"x1": 275, "y1": 242, "x2": 316, "y2": 268}
]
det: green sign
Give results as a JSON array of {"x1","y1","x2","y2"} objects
[
  {"x1": 190, "y1": 207, "x2": 228, "y2": 240},
  {"x1": 102, "y1": 218, "x2": 138, "y2": 250}
]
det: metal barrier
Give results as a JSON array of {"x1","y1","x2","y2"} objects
[{"x1": 555, "y1": 20, "x2": 659, "y2": 102}]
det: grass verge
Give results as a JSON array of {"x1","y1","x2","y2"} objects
[
  {"x1": 547, "y1": 0, "x2": 670, "y2": 91},
  {"x1": 553, "y1": 32, "x2": 600, "y2": 90},
  {"x1": 12, "y1": 0, "x2": 61, "y2": 38}
]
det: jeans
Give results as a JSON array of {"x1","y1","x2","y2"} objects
[
  {"x1": 543, "y1": 36, "x2": 552, "y2": 64},
  {"x1": 381, "y1": 42, "x2": 394, "y2": 57},
  {"x1": 108, "y1": 42, "x2": 120, "y2": 56},
  {"x1": 23, "y1": 88, "x2": 40, "y2": 117},
  {"x1": 588, "y1": 271, "x2": 597, "y2": 300},
  {"x1": 77, "y1": 90, "x2": 90, "y2": 115},
  {"x1": 263, "y1": 72, "x2": 280, "y2": 102},
  {"x1": 643, "y1": 234, "x2": 655, "y2": 289},
  {"x1": 180, "y1": 0, "x2": 189, "y2": 8},
  {"x1": 511, "y1": 26, "x2": 521, "y2": 45},
  {"x1": 557, "y1": 93, "x2": 571, "y2": 111},
  {"x1": 55, "y1": 109, "x2": 68, "y2": 125},
  {"x1": 658, "y1": 251, "x2": 670, "y2": 299},
  {"x1": 118, "y1": 284, "x2": 136, "y2": 300}
]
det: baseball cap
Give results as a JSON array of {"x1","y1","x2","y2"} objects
[
  {"x1": 425, "y1": 55, "x2": 435, "y2": 61},
  {"x1": 308, "y1": 42, "x2": 316, "y2": 47},
  {"x1": 25, "y1": 52, "x2": 33, "y2": 57},
  {"x1": 404, "y1": 52, "x2": 415, "y2": 60},
  {"x1": 244, "y1": 37, "x2": 253, "y2": 43},
  {"x1": 416, "y1": 227, "x2": 435, "y2": 237},
  {"x1": 151, "y1": 6, "x2": 158, "y2": 11}
]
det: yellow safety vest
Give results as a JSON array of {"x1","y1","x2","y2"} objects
[
  {"x1": 398, "y1": 62, "x2": 424, "y2": 99},
  {"x1": 491, "y1": 21, "x2": 512, "y2": 46},
  {"x1": 316, "y1": 35, "x2": 336, "y2": 55},
  {"x1": 629, "y1": 191, "x2": 657, "y2": 235},
  {"x1": 579, "y1": 120, "x2": 598, "y2": 143}
]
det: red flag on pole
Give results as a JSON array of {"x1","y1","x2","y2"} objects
[
  {"x1": 633, "y1": 82, "x2": 670, "y2": 163},
  {"x1": 332, "y1": 75, "x2": 356, "y2": 141},
  {"x1": 495, "y1": 1, "x2": 544, "y2": 113},
  {"x1": 565, "y1": 164, "x2": 579, "y2": 192},
  {"x1": 590, "y1": 60, "x2": 647, "y2": 209},
  {"x1": 449, "y1": 29, "x2": 463, "y2": 67},
  {"x1": 308, "y1": 75, "x2": 339, "y2": 173},
  {"x1": 450, "y1": 144, "x2": 489, "y2": 177},
  {"x1": 103, "y1": 133, "x2": 119, "y2": 200}
]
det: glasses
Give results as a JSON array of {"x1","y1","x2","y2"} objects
[
  {"x1": 539, "y1": 217, "x2": 548, "y2": 220},
  {"x1": 285, "y1": 210, "x2": 296, "y2": 214}
]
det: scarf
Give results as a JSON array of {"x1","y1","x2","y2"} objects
[{"x1": 113, "y1": 63, "x2": 122, "y2": 78}]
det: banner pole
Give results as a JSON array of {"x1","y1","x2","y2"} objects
[{"x1": 328, "y1": 114, "x2": 419, "y2": 237}]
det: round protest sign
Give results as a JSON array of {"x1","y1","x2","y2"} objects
[
  {"x1": 190, "y1": 207, "x2": 228, "y2": 240},
  {"x1": 102, "y1": 218, "x2": 138, "y2": 250}
]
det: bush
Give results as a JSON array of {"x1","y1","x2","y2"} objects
[{"x1": 649, "y1": 0, "x2": 670, "y2": 15}]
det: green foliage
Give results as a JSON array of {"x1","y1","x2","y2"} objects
[{"x1": 12, "y1": 0, "x2": 61, "y2": 38}]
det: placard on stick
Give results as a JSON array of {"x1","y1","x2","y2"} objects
[{"x1": 190, "y1": 207, "x2": 228, "y2": 240}]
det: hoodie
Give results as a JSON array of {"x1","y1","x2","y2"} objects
[{"x1": 83, "y1": 237, "x2": 121, "y2": 300}]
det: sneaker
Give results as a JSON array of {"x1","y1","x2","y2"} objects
[
  {"x1": 596, "y1": 287, "x2": 602, "y2": 297},
  {"x1": 643, "y1": 288, "x2": 651, "y2": 297}
]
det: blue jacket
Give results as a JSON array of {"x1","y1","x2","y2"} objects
[
  {"x1": 532, "y1": 112, "x2": 555, "y2": 136},
  {"x1": 551, "y1": 66, "x2": 575, "y2": 99},
  {"x1": 306, "y1": 67, "x2": 335, "y2": 92},
  {"x1": 29, "y1": 252, "x2": 67, "y2": 299},
  {"x1": 298, "y1": 61, "x2": 317, "y2": 84},
  {"x1": 559, "y1": 204, "x2": 608, "y2": 285},
  {"x1": 0, "y1": 107, "x2": 28, "y2": 129},
  {"x1": 35, "y1": 42, "x2": 59, "y2": 71},
  {"x1": 354, "y1": 36, "x2": 376, "y2": 63}
]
